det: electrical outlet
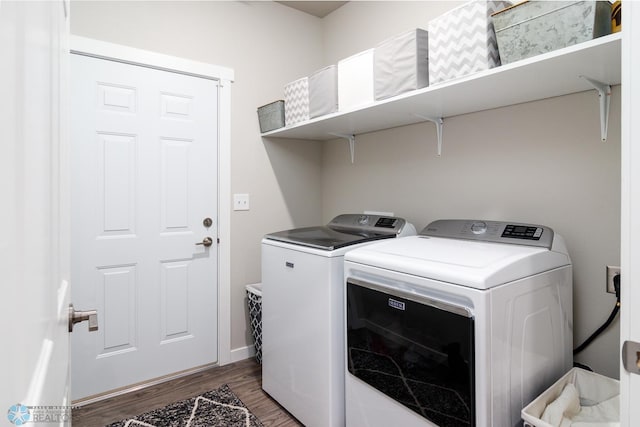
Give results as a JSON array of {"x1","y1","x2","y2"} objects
[
  {"x1": 233, "y1": 193, "x2": 250, "y2": 211},
  {"x1": 606, "y1": 265, "x2": 620, "y2": 294}
]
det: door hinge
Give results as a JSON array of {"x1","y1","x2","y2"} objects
[
  {"x1": 217, "y1": 237, "x2": 220, "y2": 244},
  {"x1": 622, "y1": 340, "x2": 640, "y2": 375}
]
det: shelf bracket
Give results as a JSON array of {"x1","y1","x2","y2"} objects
[
  {"x1": 414, "y1": 115, "x2": 444, "y2": 156},
  {"x1": 580, "y1": 75, "x2": 611, "y2": 142},
  {"x1": 329, "y1": 133, "x2": 356, "y2": 164}
]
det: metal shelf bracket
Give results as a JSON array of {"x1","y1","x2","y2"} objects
[
  {"x1": 414, "y1": 114, "x2": 444, "y2": 156},
  {"x1": 580, "y1": 75, "x2": 611, "y2": 142},
  {"x1": 329, "y1": 133, "x2": 356, "y2": 164}
]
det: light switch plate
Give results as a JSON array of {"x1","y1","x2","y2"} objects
[{"x1": 233, "y1": 194, "x2": 249, "y2": 211}]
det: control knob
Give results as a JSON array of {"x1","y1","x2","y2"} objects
[{"x1": 471, "y1": 221, "x2": 487, "y2": 235}]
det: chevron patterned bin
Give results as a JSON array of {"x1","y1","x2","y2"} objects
[
  {"x1": 428, "y1": 0, "x2": 511, "y2": 85},
  {"x1": 284, "y1": 77, "x2": 309, "y2": 126}
]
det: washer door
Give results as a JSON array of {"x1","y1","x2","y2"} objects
[{"x1": 346, "y1": 279, "x2": 476, "y2": 427}]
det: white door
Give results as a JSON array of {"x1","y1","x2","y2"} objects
[
  {"x1": 0, "y1": 0, "x2": 71, "y2": 423},
  {"x1": 70, "y1": 54, "x2": 219, "y2": 400},
  {"x1": 620, "y1": 2, "x2": 640, "y2": 425}
]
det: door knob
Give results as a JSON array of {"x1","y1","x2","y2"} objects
[
  {"x1": 196, "y1": 237, "x2": 213, "y2": 247},
  {"x1": 69, "y1": 304, "x2": 98, "y2": 333}
]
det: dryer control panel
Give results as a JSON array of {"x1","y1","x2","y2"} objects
[{"x1": 421, "y1": 219, "x2": 554, "y2": 249}]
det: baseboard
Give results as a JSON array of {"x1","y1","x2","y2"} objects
[
  {"x1": 229, "y1": 344, "x2": 255, "y2": 363},
  {"x1": 73, "y1": 346, "x2": 255, "y2": 406}
]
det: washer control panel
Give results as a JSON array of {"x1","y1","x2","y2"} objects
[
  {"x1": 421, "y1": 219, "x2": 554, "y2": 248},
  {"x1": 329, "y1": 214, "x2": 406, "y2": 235},
  {"x1": 501, "y1": 224, "x2": 544, "y2": 240}
]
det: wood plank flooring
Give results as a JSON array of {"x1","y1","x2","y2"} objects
[{"x1": 71, "y1": 358, "x2": 302, "y2": 427}]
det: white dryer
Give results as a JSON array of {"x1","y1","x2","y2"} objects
[
  {"x1": 344, "y1": 219, "x2": 573, "y2": 427},
  {"x1": 262, "y1": 214, "x2": 416, "y2": 427}
]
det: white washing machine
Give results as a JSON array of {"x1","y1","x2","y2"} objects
[
  {"x1": 344, "y1": 219, "x2": 573, "y2": 427},
  {"x1": 261, "y1": 214, "x2": 416, "y2": 427}
]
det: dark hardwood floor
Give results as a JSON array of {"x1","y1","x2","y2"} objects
[{"x1": 72, "y1": 358, "x2": 302, "y2": 426}]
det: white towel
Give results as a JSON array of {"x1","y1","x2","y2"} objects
[
  {"x1": 541, "y1": 383, "x2": 581, "y2": 427},
  {"x1": 539, "y1": 382, "x2": 620, "y2": 427},
  {"x1": 572, "y1": 394, "x2": 620, "y2": 427}
]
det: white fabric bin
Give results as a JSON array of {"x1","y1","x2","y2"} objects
[
  {"x1": 309, "y1": 65, "x2": 338, "y2": 118},
  {"x1": 338, "y1": 49, "x2": 374, "y2": 111},
  {"x1": 374, "y1": 28, "x2": 429, "y2": 100},
  {"x1": 522, "y1": 367, "x2": 619, "y2": 427}
]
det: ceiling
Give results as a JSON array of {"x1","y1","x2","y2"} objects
[{"x1": 275, "y1": 1, "x2": 348, "y2": 18}]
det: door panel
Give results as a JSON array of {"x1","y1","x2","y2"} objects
[
  {"x1": 71, "y1": 54, "x2": 218, "y2": 400},
  {"x1": 98, "y1": 132, "x2": 137, "y2": 235},
  {"x1": 0, "y1": 0, "x2": 71, "y2": 419},
  {"x1": 98, "y1": 265, "x2": 137, "y2": 355}
]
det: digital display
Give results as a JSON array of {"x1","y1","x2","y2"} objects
[
  {"x1": 502, "y1": 224, "x2": 543, "y2": 240},
  {"x1": 375, "y1": 217, "x2": 397, "y2": 228}
]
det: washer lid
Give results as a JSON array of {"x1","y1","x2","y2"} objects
[
  {"x1": 264, "y1": 226, "x2": 395, "y2": 251},
  {"x1": 264, "y1": 214, "x2": 411, "y2": 251},
  {"x1": 345, "y1": 235, "x2": 571, "y2": 290}
]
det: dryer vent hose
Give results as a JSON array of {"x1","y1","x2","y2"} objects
[{"x1": 573, "y1": 274, "x2": 620, "y2": 356}]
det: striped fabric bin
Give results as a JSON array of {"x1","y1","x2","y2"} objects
[
  {"x1": 428, "y1": 0, "x2": 511, "y2": 85},
  {"x1": 284, "y1": 76, "x2": 309, "y2": 126}
]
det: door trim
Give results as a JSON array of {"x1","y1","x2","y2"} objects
[
  {"x1": 69, "y1": 35, "x2": 234, "y2": 366},
  {"x1": 621, "y1": 3, "x2": 640, "y2": 425}
]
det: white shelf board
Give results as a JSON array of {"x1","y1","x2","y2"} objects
[{"x1": 262, "y1": 33, "x2": 621, "y2": 141}]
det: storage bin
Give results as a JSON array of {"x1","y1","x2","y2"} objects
[
  {"x1": 612, "y1": 1, "x2": 621, "y2": 33},
  {"x1": 284, "y1": 76, "x2": 309, "y2": 126},
  {"x1": 309, "y1": 65, "x2": 338, "y2": 118},
  {"x1": 338, "y1": 49, "x2": 374, "y2": 111},
  {"x1": 245, "y1": 283, "x2": 263, "y2": 364},
  {"x1": 257, "y1": 100, "x2": 285, "y2": 133},
  {"x1": 428, "y1": 0, "x2": 511, "y2": 84},
  {"x1": 492, "y1": 1, "x2": 612, "y2": 65},
  {"x1": 374, "y1": 28, "x2": 429, "y2": 100},
  {"x1": 521, "y1": 367, "x2": 619, "y2": 427}
]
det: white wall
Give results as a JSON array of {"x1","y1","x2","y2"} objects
[
  {"x1": 71, "y1": 0, "x2": 623, "y2": 379},
  {"x1": 322, "y1": 1, "x2": 462, "y2": 64},
  {"x1": 70, "y1": 0, "x2": 326, "y2": 353},
  {"x1": 320, "y1": 1, "x2": 622, "y2": 378}
]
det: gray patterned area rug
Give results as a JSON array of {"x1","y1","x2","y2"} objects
[{"x1": 105, "y1": 384, "x2": 263, "y2": 427}]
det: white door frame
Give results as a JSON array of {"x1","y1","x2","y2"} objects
[
  {"x1": 69, "y1": 36, "x2": 234, "y2": 366},
  {"x1": 620, "y1": 2, "x2": 639, "y2": 425}
]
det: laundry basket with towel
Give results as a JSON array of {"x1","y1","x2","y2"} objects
[{"x1": 522, "y1": 367, "x2": 619, "y2": 427}]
